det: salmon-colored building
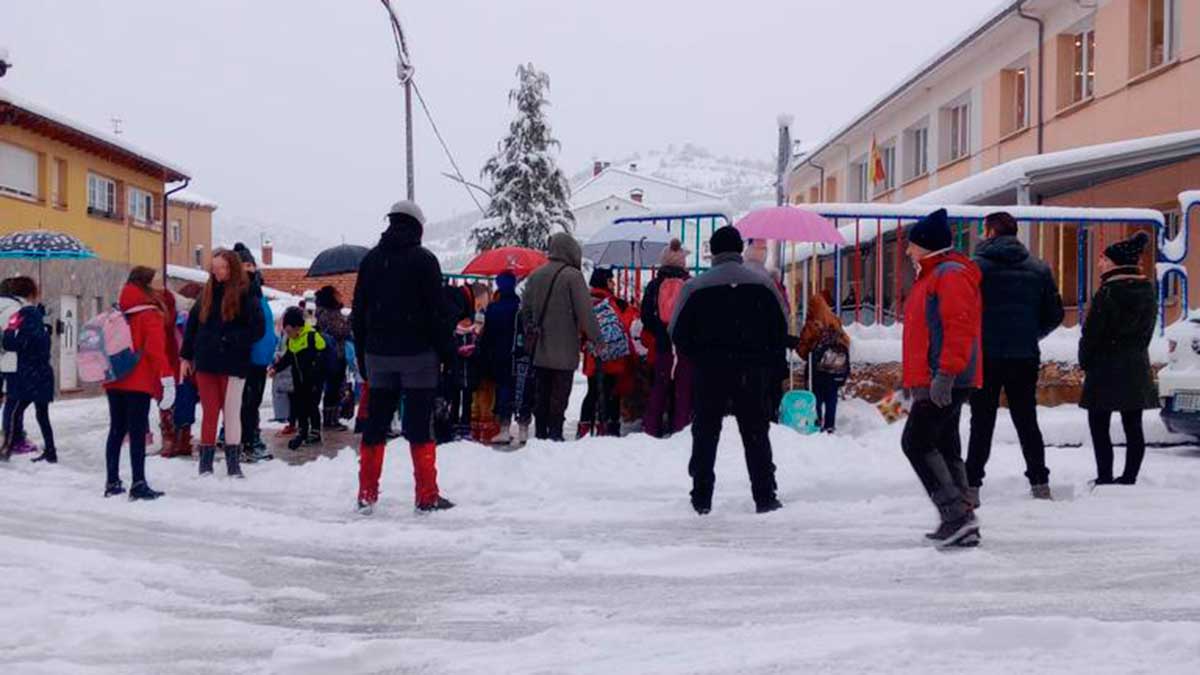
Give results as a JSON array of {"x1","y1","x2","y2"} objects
[{"x1": 789, "y1": 0, "x2": 1200, "y2": 322}]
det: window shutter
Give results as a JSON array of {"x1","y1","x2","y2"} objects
[{"x1": 0, "y1": 142, "x2": 39, "y2": 198}]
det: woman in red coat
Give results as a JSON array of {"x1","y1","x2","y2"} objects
[{"x1": 104, "y1": 267, "x2": 174, "y2": 500}]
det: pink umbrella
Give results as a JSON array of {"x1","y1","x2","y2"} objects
[{"x1": 734, "y1": 206, "x2": 845, "y2": 244}]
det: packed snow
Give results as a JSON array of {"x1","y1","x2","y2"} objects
[{"x1": 3, "y1": 393, "x2": 1200, "y2": 673}]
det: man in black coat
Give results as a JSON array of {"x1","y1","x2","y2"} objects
[
  {"x1": 351, "y1": 200, "x2": 455, "y2": 514},
  {"x1": 670, "y1": 226, "x2": 790, "y2": 515},
  {"x1": 966, "y1": 211, "x2": 1064, "y2": 505}
]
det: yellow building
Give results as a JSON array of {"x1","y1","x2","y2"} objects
[{"x1": 1, "y1": 86, "x2": 190, "y2": 391}]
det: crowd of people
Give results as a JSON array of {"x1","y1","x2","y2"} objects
[{"x1": 0, "y1": 201, "x2": 1161, "y2": 547}]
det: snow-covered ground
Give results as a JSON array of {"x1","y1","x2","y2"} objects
[{"x1": 3, "y1": 395, "x2": 1200, "y2": 674}]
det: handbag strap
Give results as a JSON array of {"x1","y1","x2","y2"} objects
[{"x1": 536, "y1": 264, "x2": 568, "y2": 331}]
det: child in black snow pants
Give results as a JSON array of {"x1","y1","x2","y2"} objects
[{"x1": 270, "y1": 307, "x2": 327, "y2": 450}]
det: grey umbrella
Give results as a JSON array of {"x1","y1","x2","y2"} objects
[{"x1": 306, "y1": 244, "x2": 369, "y2": 277}]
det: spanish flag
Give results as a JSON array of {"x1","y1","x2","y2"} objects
[{"x1": 869, "y1": 135, "x2": 887, "y2": 186}]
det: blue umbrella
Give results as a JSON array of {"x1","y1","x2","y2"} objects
[{"x1": 0, "y1": 231, "x2": 97, "y2": 260}]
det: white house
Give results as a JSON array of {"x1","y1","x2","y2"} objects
[{"x1": 569, "y1": 161, "x2": 725, "y2": 238}]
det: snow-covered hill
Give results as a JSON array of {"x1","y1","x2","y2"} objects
[
  {"x1": 428, "y1": 144, "x2": 777, "y2": 271},
  {"x1": 213, "y1": 214, "x2": 336, "y2": 261}
]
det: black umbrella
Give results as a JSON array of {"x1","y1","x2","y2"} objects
[{"x1": 306, "y1": 244, "x2": 369, "y2": 277}]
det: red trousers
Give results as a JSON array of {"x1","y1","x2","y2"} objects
[
  {"x1": 358, "y1": 441, "x2": 439, "y2": 506},
  {"x1": 196, "y1": 372, "x2": 244, "y2": 446}
]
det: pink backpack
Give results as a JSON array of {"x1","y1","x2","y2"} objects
[
  {"x1": 77, "y1": 306, "x2": 154, "y2": 384},
  {"x1": 657, "y1": 278, "x2": 686, "y2": 325}
]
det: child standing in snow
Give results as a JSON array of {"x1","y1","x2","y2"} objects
[
  {"x1": 1, "y1": 279, "x2": 56, "y2": 464},
  {"x1": 478, "y1": 271, "x2": 532, "y2": 444},
  {"x1": 270, "y1": 307, "x2": 327, "y2": 451},
  {"x1": 796, "y1": 293, "x2": 851, "y2": 433}
]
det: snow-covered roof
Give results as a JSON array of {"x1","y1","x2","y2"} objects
[
  {"x1": 253, "y1": 249, "x2": 312, "y2": 270},
  {"x1": 0, "y1": 86, "x2": 190, "y2": 180},
  {"x1": 912, "y1": 130, "x2": 1200, "y2": 206},
  {"x1": 614, "y1": 201, "x2": 734, "y2": 223},
  {"x1": 1182, "y1": 191, "x2": 1200, "y2": 208},
  {"x1": 571, "y1": 166, "x2": 724, "y2": 205},
  {"x1": 168, "y1": 190, "x2": 219, "y2": 210},
  {"x1": 571, "y1": 194, "x2": 652, "y2": 213},
  {"x1": 794, "y1": 0, "x2": 1022, "y2": 169}
]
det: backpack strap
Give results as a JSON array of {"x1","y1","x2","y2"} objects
[{"x1": 536, "y1": 265, "x2": 568, "y2": 332}]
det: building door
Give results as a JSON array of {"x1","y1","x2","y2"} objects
[{"x1": 59, "y1": 295, "x2": 78, "y2": 391}]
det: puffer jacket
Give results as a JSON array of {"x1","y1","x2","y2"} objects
[
  {"x1": 105, "y1": 284, "x2": 172, "y2": 397},
  {"x1": 901, "y1": 250, "x2": 983, "y2": 390},
  {"x1": 0, "y1": 294, "x2": 29, "y2": 374},
  {"x1": 352, "y1": 217, "x2": 452, "y2": 372},
  {"x1": 248, "y1": 279, "x2": 278, "y2": 368},
  {"x1": 519, "y1": 233, "x2": 601, "y2": 371},
  {"x1": 1078, "y1": 267, "x2": 1159, "y2": 411},
  {"x1": 180, "y1": 281, "x2": 264, "y2": 378},
  {"x1": 2, "y1": 304, "x2": 54, "y2": 402},
  {"x1": 272, "y1": 324, "x2": 327, "y2": 390},
  {"x1": 973, "y1": 235, "x2": 1064, "y2": 360}
]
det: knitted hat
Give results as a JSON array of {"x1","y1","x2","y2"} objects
[
  {"x1": 282, "y1": 306, "x2": 305, "y2": 328},
  {"x1": 907, "y1": 208, "x2": 952, "y2": 252},
  {"x1": 709, "y1": 226, "x2": 744, "y2": 256},
  {"x1": 232, "y1": 242, "x2": 256, "y2": 266},
  {"x1": 659, "y1": 238, "x2": 689, "y2": 268},
  {"x1": 1104, "y1": 231, "x2": 1150, "y2": 267},
  {"x1": 589, "y1": 267, "x2": 614, "y2": 290}
]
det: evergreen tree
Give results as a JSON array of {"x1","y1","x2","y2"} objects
[{"x1": 473, "y1": 64, "x2": 574, "y2": 251}]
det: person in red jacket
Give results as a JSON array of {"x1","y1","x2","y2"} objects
[
  {"x1": 899, "y1": 208, "x2": 983, "y2": 548},
  {"x1": 104, "y1": 267, "x2": 175, "y2": 501},
  {"x1": 578, "y1": 268, "x2": 634, "y2": 437}
]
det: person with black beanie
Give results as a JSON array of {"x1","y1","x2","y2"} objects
[
  {"x1": 1079, "y1": 230, "x2": 1158, "y2": 486},
  {"x1": 351, "y1": 200, "x2": 455, "y2": 515},
  {"x1": 669, "y1": 225, "x2": 790, "y2": 515}
]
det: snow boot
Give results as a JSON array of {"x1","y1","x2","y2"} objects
[
  {"x1": 31, "y1": 447, "x2": 58, "y2": 464},
  {"x1": 303, "y1": 430, "x2": 322, "y2": 447},
  {"x1": 415, "y1": 496, "x2": 456, "y2": 513},
  {"x1": 1031, "y1": 484, "x2": 1053, "y2": 500},
  {"x1": 1115, "y1": 475, "x2": 1138, "y2": 485},
  {"x1": 516, "y1": 423, "x2": 529, "y2": 445},
  {"x1": 323, "y1": 409, "x2": 348, "y2": 432},
  {"x1": 356, "y1": 500, "x2": 375, "y2": 516},
  {"x1": 225, "y1": 446, "x2": 244, "y2": 478},
  {"x1": 691, "y1": 483, "x2": 713, "y2": 515},
  {"x1": 104, "y1": 480, "x2": 126, "y2": 498},
  {"x1": 198, "y1": 445, "x2": 216, "y2": 476},
  {"x1": 927, "y1": 512, "x2": 980, "y2": 549},
  {"x1": 240, "y1": 442, "x2": 259, "y2": 464},
  {"x1": 173, "y1": 426, "x2": 194, "y2": 457},
  {"x1": 159, "y1": 410, "x2": 176, "y2": 457},
  {"x1": 755, "y1": 498, "x2": 784, "y2": 514},
  {"x1": 286, "y1": 434, "x2": 305, "y2": 450},
  {"x1": 129, "y1": 481, "x2": 164, "y2": 501}
]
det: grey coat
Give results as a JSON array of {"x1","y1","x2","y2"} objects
[{"x1": 520, "y1": 233, "x2": 601, "y2": 372}]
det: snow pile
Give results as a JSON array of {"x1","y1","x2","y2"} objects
[{"x1": 4, "y1": 394, "x2": 1200, "y2": 673}]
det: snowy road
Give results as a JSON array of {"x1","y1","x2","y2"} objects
[{"x1": 3, "y1": 396, "x2": 1200, "y2": 674}]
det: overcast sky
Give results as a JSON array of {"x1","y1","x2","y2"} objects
[{"x1": 3, "y1": 0, "x2": 999, "y2": 248}]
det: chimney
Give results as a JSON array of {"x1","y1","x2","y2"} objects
[
  {"x1": 629, "y1": 188, "x2": 644, "y2": 204},
  {"x1": 629, "y1": 162, "x2": 638, "y2": 173},
  {"x1": 593, "y1": 160, "x2": 605, "y2": 177},
  {"x1": 261, "y1": 239, "x2": 274, "y2": 267}
]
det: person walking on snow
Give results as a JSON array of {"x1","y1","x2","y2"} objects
[
  {"x1": 965, "y1": 212, "x2": 1064, "y2": 506},
  {"x1": 1, "y1": 279, "x2": 56, "y2": 463},
  {"x1": 520, "y1": 232, "x2": 601, "y2": 441},
  {"x1": 1079, "y1": 231, "x2": 1158, "y2": 486},
  {"x1": 641, "y1": 239, "x2": 693, "y2": 438},
  {"x1": 670, "y1": 226, "x2": 789, "y2": 515},
  {"x1": 180, "y1": 249, "x2": 265, "y2": 479},
  {"x1": 101, "y1": 267, "x2": 174, "y2": 500},
  {"x1": 352, "y1": 200, "x2": 456, "y2": 514},
  {"x1": 899, "y1": 208, "x2": 983, "y2": 548}
]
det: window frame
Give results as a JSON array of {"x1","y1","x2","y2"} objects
[
  {"x1": 1015, "y1": 67, "x2": 1030, "y2": 131},
  {"x1": 851, "y1": 159, "x2": 869, "y2": 202},
  {"x1": 877, "y1": 141, "x2": 897, "y2": 193},
  {"x1": 127, "y1": 186, "x2": 154, "y2": 225},
  {"x1": 0, "y1": 141, "x2": 40, "y2": 200},
  {"x1": 1148, "y1": 0, "x2": 1179, "y2": 69},
  {"x1": 948, "y1": 103, "x2": 970, "y2": 162},
  {"x1": 87, "y1": 172, "x2": 117, "y2": 218},
  {"x1": 1072, "y1": 28, "x2": 1096, "y2": 103},
  {"x1": 170, "y1": 218, "x2": 183, "y2": 245}
]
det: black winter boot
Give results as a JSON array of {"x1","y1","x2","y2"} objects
[
  {"x1": 225, "y1": 446, "x2": 244, "y2": 478},
  {"x1": 129, "y1": 481, "x2": 164, "y2": 501},
  {"x1": 32, "y1": 447, "x2": 57, "y2": 464},
  {"x1": 198, "y1": 445, "x2": 216, "y2": 475},
  {"x1": 104, "y1": 480, "x2": 126, "y2": 497}
]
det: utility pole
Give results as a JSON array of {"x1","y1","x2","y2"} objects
[{"x1": 380, "y1": 0, "x2": 415, "y2": 201}]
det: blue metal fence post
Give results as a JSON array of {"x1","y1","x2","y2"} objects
[{"x1": 1077, "y1": 223, "x2": 1088, "y2": 321}]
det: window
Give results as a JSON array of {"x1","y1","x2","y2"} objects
[
  {"x1": 48, "y1": 158, "x2": 67, "y2": 207},
  {"x1": 850, "y1": 159, "x2": 868, "y2": 202},
  {"x1": 194, "y1": 245, "x2": 204, "y2": 267},
  {"x1": 1014, "y1": 67, "x2": 1029, "y2": 130},
  {"x1": 0, "y1": 141, "x2": 39, "y2": 199},
  {"x1": 1149, "y1": 0, "x2": 1180, "y2": 68},
  {"x1": 170, "y1": 219, "x2": 182, "y2": 244},
  {"x1": 940, "y1": 98, "x2": 970, "y2": 165},
  {"x1": 902, "y1": 121, "x2": 929, "y2": 182},
  {"x1": 1072, "y1": 29, "x2": 1096, "y2": 103},
  {"x1": 127, "y1": 187, "x2": 153, "y2": 224},
  {"x1": 878, "y1": 142, "x2": 896, "y2": 192},
  {"x1": 87, "y1": 173, "x2": 117, "y2": 217}
]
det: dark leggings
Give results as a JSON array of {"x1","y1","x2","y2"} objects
[
  {"x1": 106, "y1": 390, "x2": 151, "y2": 486},
  {"x1": 1087, "y1": 409, "x2": 1145, "y2": 483},
  {"x1": 10, "y1": 400, "x2": 54, "y2": 450}
]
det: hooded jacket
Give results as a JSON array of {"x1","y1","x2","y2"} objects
[
  {"x1": 272, "y1": 324, "x2": 327, "y2": 390},
  {"x1": 106, "y1": 284, "x2": 172, "y2": 397},
  {"x1": 973, "y1": 235, "x2": 1064, "y2": 360},
  {"x1": 248, "y1": 277, "x2": 278, "y2": 368},
  {"x1": 1, "y1": 303, "x2": 54, "y2": 403},
  {"x1": 479, "y1": 274, "x2": 521, "y2": 380},
  {"x1": 519, "y1": 233, "x2": 601, "y2": 371},
  {"x1": 901, "y1": 250, "x2": 983, "y2": 390},
  {"x1": 180, "y1": 280, "x2": 263, "y2": 378},
  {"x1": 352, "y1": 215, "x2": 452, "y2": 375},
  {"x1": 669, "y1": 252, "x2": 790, "y2": 367},
  {"x1": 1078, "y1": 266, "x2": 1158, "y2": 411}
]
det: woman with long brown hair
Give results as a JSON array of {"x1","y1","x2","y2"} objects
[
  {"x1": 180, "y1": 249, "x2": 264, "y2": 478},
  {"x1": 796, "y1": 293, "x2": 851, "y2": 433}
]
